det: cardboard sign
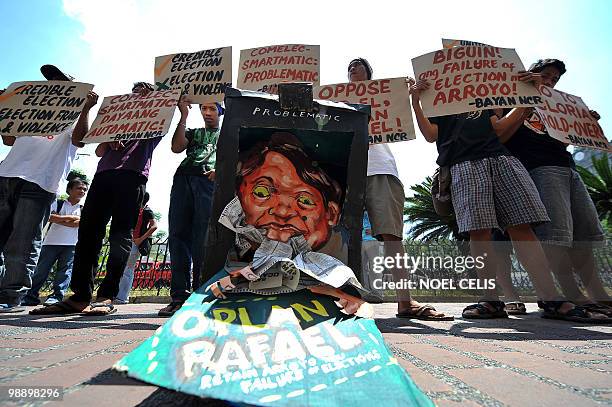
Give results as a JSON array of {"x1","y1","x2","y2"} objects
[
  {"x1": 536, "y1": 86, "x2": 611, "y2": 152},
  {"x1": 314, "y1": 78, "x2": 416, "y2": 144},
  {"x1": 154, "y1": 47, "x2": 232, "y2": 104},
  {"x1": 412, "y1": 46, "x2": 543, "y2": 117},
  {"x1": 442, "y1": 38, "x2": 491, "y2": 49},
  {"x1": 0, "y1": 81, "x2": 94, "y2": 137},
  {"x1": 83, "y1": 89, "x2": 180, "y2": 143},
  {"x1": 237, "y1": 44, "x2": 320, "y2": 92},
  {"x1": 114, "y1": 284, "x2": 433, "y2": 407}
]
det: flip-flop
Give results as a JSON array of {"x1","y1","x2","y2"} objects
[
  {"x1": 462, "y1": 301, "x2": 508, "y2": 319},
  {"x1": 397, "y1": 305, "x2": 454, "y2": 321},
  {"x1": 29, "y1": 301, "x2": 83, "y2": 315},
  {"x1": 82, "y1": 302, "x2": 117, "y2": 316},
  {"x1": 541, "y1": 304, "x2": 611, "y2": 324}
]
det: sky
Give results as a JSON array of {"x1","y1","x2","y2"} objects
[{"x1": 1, "y1": 0, "x2": 611, "y2": 233}]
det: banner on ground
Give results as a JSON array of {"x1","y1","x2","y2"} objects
[
  {"x1": 536, "y1": 86, "x2": 611, "y2": 152},
  {"x1": 154, "y1": 47, "x2": 232, "y2": 104},
  {"x1": 412, "y1": 46, "x2": 543, "y2": 117},
  {"x1": 314, "y1": 78, "x2": 416, "y2": 144},
  {"x1": 114, "y1": 286, "x2": 433, "y2": 407},
  {"x1": 0, "y1": 81, "x2": 93, "y2": 137},
  {"x1": 237, "y1": 44, "x2": 320, "y2": 93},
  {"x1": 442, "y1": 38, "x2": 491, "y2": 48},
  {"x1": 83, "y1": 89, "x2": 180, "y2": 143}
]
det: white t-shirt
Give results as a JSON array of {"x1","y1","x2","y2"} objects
[
  {"x1": 0, "y1": 128, "x2": 78, "y2": 193},
  {"x1": 367, "y1": 143, "x2": 400, "y2": 178},
  {"x1": 43, "y1": 200, "x2": 81, "y2": 246}
]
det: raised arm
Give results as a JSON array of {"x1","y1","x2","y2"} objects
[
  {"x1": 171, "y1": 96, "x2": 191, "y2": 153},
  {"x1": 71, "y1": 91, "x2": 99, "y2": 147},
  {"x1": 409, "y1": 79, "x2": 438, "y2": 143}
]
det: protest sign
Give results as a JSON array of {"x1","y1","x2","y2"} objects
[
  {"x1": 442, "y1": 38, "x2": 491, "y2": 48},
  {"x1": 536, "y1": 86, "x2": 611, "y2": 152},
  {"x1": 83, "y1": 89, "x2": 180, "y2": 143},
  {"x1": 314, "y1": 78, "x2": 416, "y2": 144},
  {"x1": 0, "y1": 81, "x2": 93, "y2": 137},
  {"x1": 115, "y1": 285, "x2": 433, "y2": 407},
  {"x1": 412, "y1": 46, "x2": 543, "y2": 117},
  {"x1": 237, "y1": 44, "x2": 320, "y2": 92},
  {"x1": 154, "y1": 47, "x2": 232, "y2": 104}
]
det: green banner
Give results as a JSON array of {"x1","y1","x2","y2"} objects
[{"x1": 115, "y1": 280, "x2": 432, "y2": 406}]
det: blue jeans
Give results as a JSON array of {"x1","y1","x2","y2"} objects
[
  {"x1": 0, "y1": 177, "x2": 55, "y2": 305},
  {"x1": 168, "y1": 174, "x2": 214, "y2": 302},
  {"x1": 116, "y1": 243, "x2": 140, "y2": 302},
  {"x1": 23, "y1": 245, "x2": 75, "y2": 304}
]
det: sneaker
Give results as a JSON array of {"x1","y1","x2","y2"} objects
[
  {"x1": 0, "y1": 304, "x2": 26, "y2": 313},
  {"x1": 43, "y1": 297, "x2": 61, "y2": 306},
  {"x1": 158, "y1": 301, "x2": 183, "y2": 317}
]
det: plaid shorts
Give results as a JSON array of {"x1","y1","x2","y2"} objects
[{"x1": 450, "y1": 155, "x2": 549, "y2": 233}]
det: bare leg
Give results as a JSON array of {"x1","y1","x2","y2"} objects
[
  {"x1": 570, "y1": 246, "x2": 612, "y2": 303},
  {"x1": 495, "y1": 250, "x2": 521, "y2": 302},
  {"x1": 543, "y1": 244, "x2": 589, "y2": 303},
  {"x1": 469, "y1": 229, "x2": 500, "y2": 301}
]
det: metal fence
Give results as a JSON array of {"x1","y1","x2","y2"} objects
[{"x1": 42, "y1": 238, "x2": 612, "y2": 297}]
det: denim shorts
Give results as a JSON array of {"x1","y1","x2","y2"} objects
[{"x1": 529, "y1": 166, "x2": 605, "y2": 247}]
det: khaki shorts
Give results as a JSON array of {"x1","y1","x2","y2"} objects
[{"x1": 365, "y1": 174, "x2": 405, "y2": 239}]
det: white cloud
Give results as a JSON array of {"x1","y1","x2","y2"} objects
[{"x1": 60, "y1": 0, "x2": 609, "y2": 231}]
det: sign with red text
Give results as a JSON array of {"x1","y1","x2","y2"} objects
[
  {"x1": 154, "y1": 47, "x2": 232, "y2": 104},
  {"x1": 412, "y1": 46, "x2": 543, "y2": 117},
  {"x1": 314, "y1": 78, "x2": 415, "y2": 144},
  {"x1": 0, "y1": 81, "x2": 93, "y2": 137},
  {"x1": 536, "y1": 86, "x2": 611, "y2": 152},
  {"x1": 83, "y1": 89, "x2": 180, "y2": 143},
  {"x1": 442, "y1": 38, "x2": 491, "y2": 49},
  {"x1": 238, "y1": 44, "x2": 320, "y2": 92}
]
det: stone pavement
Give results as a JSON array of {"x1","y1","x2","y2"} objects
[{"x1": 0, "y1": 303, "x2": 610, "y2": 407}]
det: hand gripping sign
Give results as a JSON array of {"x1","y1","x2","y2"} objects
[
  {"x1": 83, "y1": 89, "x2": 180, "y2": 143},
  {"x1": 0, "y1": 81, "x2": 94, "y2": 137},
  {"x1": 237, "y1": 44, "x2": 320, "y2": 93},
  {"x1": 154, "y1": 47, "x2": 232, "y2": 103},
  {"x1": 412, "y1": 46, "x2": 543, "y2": 117}
]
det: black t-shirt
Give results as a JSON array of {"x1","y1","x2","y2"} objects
[
  {"x1": 504, "y1": 111, "x2": 574, "y2": 171},
  {"x1": 430, "y1": 110, "x2": 509, "y2": 166}
]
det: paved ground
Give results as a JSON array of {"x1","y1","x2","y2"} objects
[{"x1": 0, "y1": 303, "x2": 611, "y2": 406}]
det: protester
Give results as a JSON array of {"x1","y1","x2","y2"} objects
[
  {"x1": 30, "y1": 82, "x2": 162, "y2": 316},
  {"x1": 0, "y1": 65, "x2": 97, "y2": 313},
  {"x1": 410, "y1": 75, "x2": 609, "y2": 322},
  {"x1": 115, "y1": 192, "x2": 157, "y2": 304},
  {"x1": 498, "y1": 59, "x2": 612, "y2": 315},
  {"x1": 159, "y1": 98, "x2": 222, "y2": 317},
  {"x1": 21, "y1": 175, "x2": 88, "y2": 306},
  {"x1": 348, "y1": 58, "x2": 453, "y2": 320}
]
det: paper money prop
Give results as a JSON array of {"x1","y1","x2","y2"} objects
[{"x1": 114, "y1": 285, "x2": 433, "y2": 406}]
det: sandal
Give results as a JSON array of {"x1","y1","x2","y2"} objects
[
  {"x1": 158, "y1": 301, "x2": 183, "y2": 317},
  {"x1": 396, "y1": 304, "x2": 454, "y2": 321},
  {"x1": 505, "y1": 301, "x2": 527, "y2": 315},
  {"x1": 579, "y1": 303, "x2": 612, "y2": 317},
  {"x1": 462, "y1": 301, "x2": 508, "y2": 319},
  {"x1": 29, "y1": 300, "x2": 85, "y2": 315},
  {"x1": 81, "y1": 302, "x2": 117, "y2": 316},
  {"x1": 539, "y1": 301, "x2": 610, "y2": 324}
]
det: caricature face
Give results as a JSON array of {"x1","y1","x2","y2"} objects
[{"x1": 238, "y1": 151, "x2": 340, "y2": 249}]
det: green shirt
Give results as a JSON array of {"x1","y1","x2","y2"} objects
[{"x1": 176, "y1": 127, "x2": 220, "y2": 176}]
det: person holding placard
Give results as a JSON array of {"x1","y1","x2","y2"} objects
[
  {"x1": 31, "y1": 82, "x2": 163, "y2": 316},
  {"x1": 158, "y1": 98, "x2": 222, "y2": 317},
  {"x1": 348, "y1": 58, "x2": 453, "y2": 321},
  {"x1": 0, "y1": 65, "x2": 97, "y2": 313},
  {"x1": 410, "y1": 75, "x2": 609, "y2": 323},
  {"x1": 497, "y1": 59, "x2": 612, "y2": 316}
]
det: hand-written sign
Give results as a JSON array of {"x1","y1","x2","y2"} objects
[
  {"x1": 154, "y1": 47, "x2": 232, "y2": 104},
  {"x1": 314, "y1": 78, "x2": 416, "y2": 144},
  {"x1": 442, "y1": 38, "x2": 491, "y2": 49},
  {"x1": 412, "y1": 46, "x2": 543, "y2": 117},
  {"x1": 0, "y1": 81, "x2": 93, "y2": 137},
  {"x1": 536, "y1": 86, "x2": 611, "y2": 152},
  {"x1": 237, "y1": 44, "x2": 320, "y2": 92},
  {"x1": 113, "y1": 287, "x2": 433, "y2": 407},
  {"x1": 83, "y1": 89, "x2": 180, "y2": 143}
]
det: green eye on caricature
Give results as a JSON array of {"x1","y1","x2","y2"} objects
[
  {"x1": 252, "y1": 185, "x2": 271, "y2": 199},
  {"x1": 297, "y1": 194, "x2": 316, "y2": 207}
]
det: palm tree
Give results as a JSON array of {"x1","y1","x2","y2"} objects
[
  {"x1": 404, "y1": 176, "x2": 465, "y2": 241},
  {"x1": 576, "y1": 153, "x2": 612, "y2": 232}
]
